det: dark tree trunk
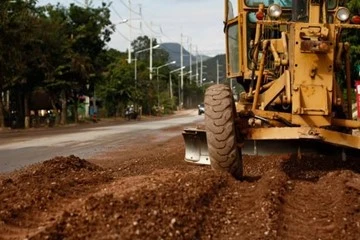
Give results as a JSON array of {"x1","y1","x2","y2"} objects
[
  {"x1": 50, "y1": 98, "x2": 60, "y2": 126},
  {"x1": 0, "y1": 93, "x2": 5, "y2": 129},
  {"x1": 60, "y1": 89, "x2": 67, "y2": 125},
  {"x1": 24, "y1": 92, "x2": 30, "y2": 129},
  {"x1": 73, "y1": 98, "x2": 79, "y2": 124},
  {"x1": 17, "y1": 90, "x2": 25, "y2": 128}
]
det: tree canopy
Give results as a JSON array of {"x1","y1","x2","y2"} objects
[{"x1": 0, "y1": 1, "x2": 200, "y2": 128}]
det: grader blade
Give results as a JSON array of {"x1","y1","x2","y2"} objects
[
  {"x1": 182, "y1": 127, "x2": 359, "y2": 165},
  {"x1": 182, "y1": 128, "x2": 210, "y2": 165},
  {"x1": 182, "y1": 128, "x2": 308, "y2": 165},
  {"x1": 182, "y1": 128, "x2": 299, "y2": 166}
]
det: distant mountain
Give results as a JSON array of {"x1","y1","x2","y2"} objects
[
  {"x1": 160, "y1": 42, "x2": 211, "y2": 67},
  {"x1": 160, "y1": 42, "x2": 226, "y2": 84}
]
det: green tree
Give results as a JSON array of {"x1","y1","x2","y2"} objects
[
  {"x1": 0, "y1": 0, "x2": 54, "y2": 128},
  {"x1": 347, "y1": 0, "x2": 360, "y2": 13},
  {"x1": 0, "y1": 0, "x2": 40, "y2": 128},
  {"x1": 98, "y1": 52, "x2": 134, "y2": 117},
  {"x1": 39, "y1": 2, "x2": 113, "y2": 125},
  {"x1": 337, "y1": 0, "x2": 360, "y2": 90},
  {"x1": 347, "y1": 0, "x2": 360, "y2": 80},
  {"x1": 0, "y1": 1, "x2": 114, "y2": 128},
  {"x1": 131, "y1": 35, "x2": 170, "y2": 114}
]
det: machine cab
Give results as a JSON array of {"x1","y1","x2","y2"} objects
[{"x1": 224, "y1": 0, "x2": 360, "y2": 123}]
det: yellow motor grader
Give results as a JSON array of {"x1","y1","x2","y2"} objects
[{"x1": 183, "y1": 0, "x2": 360, "y2": 179}]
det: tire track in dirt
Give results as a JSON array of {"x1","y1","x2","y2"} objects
[
  {"x1": 276, "y1": 170, "x2": 360, "y2": 240},
  {"x1": 264, "y1": 154, "x2": 360, "y2": 240},
  {"x1": 212, "y1": 169, "x2": 288, "y2": 240},
  {"x1": 234, "y1": 154, "x2": 360, "y2": 240}
]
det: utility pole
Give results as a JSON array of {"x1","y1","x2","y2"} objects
[
  {"x1": 84, "y1": 0, "x2": 97, "y2": 119},
  {"x1": 169, "y1": 67, "x2": 186, "y2": 100},
  {"x1": 196, "y1": 46, "x2": 199, "y2": 86},
  {"x1": 149, "y1": 31, "x2": 153, "y2": 80},
  {"x1": 216, "y1": 59, "x2": 219, "y2": 84},
  {"x1": 127, "y1": 0, "x2": 132, "y2": 64},
  {"x1": 189, "y1": 41, "x2": 192, "y2": 83},
  {"x1": 200, "y1": 55, "x2": 203, "y2": 86},
  {"x1": 139, "y1": 5, "x2": 143, "y2": 33},
  {"x1": 180, "y1": 33, "x2": 184, "y2": 109}
]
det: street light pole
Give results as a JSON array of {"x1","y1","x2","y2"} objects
[
  {"x1": 169, "y1": 66, "x2": 185, "y2": 100},
  {"x1": 178, "y1": 70, "x2": 191, "y2": 109},
  {"x1": 180, "y1": 33, "x2": 184, "y2": 109},
  {"x1": 150, "y1": 37, "x2": 153, "y2": 80},
  {"x1": 128, "y1": 0, "x2": 132, "y2": 64},
  {"x1": 200, "y1": 54, "x2": 203, "y2": 86},
  {"x1": 196, "y1": 46, "x2": 199, "y2": 85},
  {"x1": 133, "y1": 45, "x2": 160, "y2": 111},
  {"x1": 154, "y1": 61, "x2": 176, "y2": 107},
  {"x1": 134, "y1": 58, "x2": 137, "y2": 82},
  {"x1": 217, "y1": 60, "x2": 222, "y2": 84},
  {"x1": 200, "y1": 60, "x2": 207, "y2": 87},
  {"x1": 134, "y1": 44, "x2": 160, "y2": 84},
  {"x1": 189, "y1": 41, "x2": 192, "y2": 82}
]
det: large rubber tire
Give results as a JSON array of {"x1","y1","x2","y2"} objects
[{"x1": 204, "y1": 84, "x2": 243, "y2": 179}]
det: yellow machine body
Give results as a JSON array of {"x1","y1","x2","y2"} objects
[{"x1": 183, "y1": 0, "x2": 360, "y2": 169}]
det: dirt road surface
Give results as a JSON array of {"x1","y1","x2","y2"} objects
[{"x1": 1, "y1": 119, "x2": 360, "y2": 239}]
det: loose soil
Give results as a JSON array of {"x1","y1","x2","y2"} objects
[{"x1": 1, "y1": 125, "x2": 360, "y2": 239}]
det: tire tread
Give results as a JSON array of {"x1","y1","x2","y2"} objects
[{"x1": 204, "y1": 84, "x2": 243, "y2": 179}]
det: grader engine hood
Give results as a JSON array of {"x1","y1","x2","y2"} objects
[
  {"x1": 299, "y1": 26, "x2": 331, "y2": 53},
  {"x1": 290, "y1": 23, "x2": 335, "y2": 124}
]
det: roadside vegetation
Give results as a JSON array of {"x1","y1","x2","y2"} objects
[{"x1": 0, "y1": 0, "x2": 204, "y2": 129}]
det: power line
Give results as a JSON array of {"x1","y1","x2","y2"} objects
[
  {"x1": 110, "y1": 5, "x2": 127, "y2": 21},
  {"x1": 142, "y1": 20, "x2": 162, "y2": 36},
  {"x1": 110, "y1": 1, "x2": 190, "y2": 51},
  {"x1": 111, "y1": 3, "x2": 144, "y2": 32},
  {"x1": 119, "y1": 0, "x2": 141, "y2": 16},
  {"x1": 116, "y1": 29, "x2": 131, "y2": 42},
  {"x1": 108, "y1": 1, "x2": 224, "y2": 56}
]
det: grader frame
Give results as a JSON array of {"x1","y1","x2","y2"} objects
[{"x1": 183, "y1": 0, "x2": 360, "y2": 179}]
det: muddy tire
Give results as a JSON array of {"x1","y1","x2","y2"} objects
[{"x1": 204, "y1": 84, "x2": 243, "y2": 179}]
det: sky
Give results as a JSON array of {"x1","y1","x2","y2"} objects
[{"x1": 37, "y1": 0, "x2": 226, "y2": 57}]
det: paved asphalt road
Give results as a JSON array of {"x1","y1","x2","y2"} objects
[
  {"x1": 1, "y1": 110, "x2": 349, "y2": 174},
  {"x1": 0, "y1": 112, "x2": 203, "y2": 173}
]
